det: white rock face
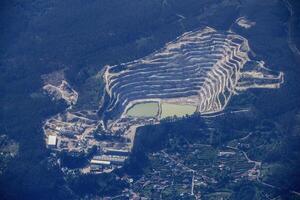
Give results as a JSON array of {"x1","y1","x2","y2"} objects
[
  {"x1": 100, "y1": 27, "x2": 283, "y2": 123},
  {"x1": 236, "y1": 17, "x2": 256, "y2": 29},
  {"x1": 43, "y1": 80, "x2": 78, "y2": 106},
  {"x1": 41, "y1": 70, "x2": 78, "y2": 106}
]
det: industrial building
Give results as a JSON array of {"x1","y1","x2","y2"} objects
[
  {"x1": 104, "y1": 148, "x2": 130, "y2": 156},
  {"x1": 47, "y1": 135, "x2": 57, "y2": 147}
]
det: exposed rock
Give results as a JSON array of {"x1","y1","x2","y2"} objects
[
  {"x1": 236, "y1": 17, "x2": 256, "y2": 29},
  {"x1": 100, "y1": 27, "x2": 283, "y2": 125},
  {"x1": 41, "y1": 70, "x2": 78, "y2": 106}
]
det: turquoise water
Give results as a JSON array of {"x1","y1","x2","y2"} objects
[
  {"x1": 126, "y1": 102, "x2": 159, "y2": 117},
  {"x1": 161, "y1": 103, "x2": 196, "y2": 118}
]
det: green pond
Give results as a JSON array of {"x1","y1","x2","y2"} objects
[
  {"x1": 126, "y1": 102, "x2": 158, "y2": 117},
  {"x1": 161, "y1": 103, "x2": 196, "y2": 118}
]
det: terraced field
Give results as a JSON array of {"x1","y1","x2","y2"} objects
[{"x1": 100, "y1": 27, "x2": 283, "y2": 124}]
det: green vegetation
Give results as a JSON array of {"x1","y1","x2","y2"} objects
[
  {"x1": 126, "y1": 106, "x2": 300, "y2": 199},
  {"x1": 68, "y1": 173, "x2": 128, "y2": 197},
  {"x1": 1, "y1": 0, "x2": 236, "y2": 198},
  {"x1": 1, "y1": 0, "x2": 300, "y2": 199}
]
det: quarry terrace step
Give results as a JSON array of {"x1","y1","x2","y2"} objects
[{"x1": 100, "y1": 26, "x2": 284, "y2": 125}]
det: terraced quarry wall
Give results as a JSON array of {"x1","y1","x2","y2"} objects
[{"x1": 99, "y1": 27, "x2": 284, "y2": 125}]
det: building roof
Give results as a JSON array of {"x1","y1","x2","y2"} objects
[
  {"x1": 93, "y1": 155, "x2": 126, "y2": 163},
  {"x1": 91, "y1": 160, "x2": 111, "y2": 165},
  {"x1": 105, "y1": 148, "x2": 130, "y2": 153},
  {"x1": 47, "y1": 135, "x2": 57, "y2": 146}
]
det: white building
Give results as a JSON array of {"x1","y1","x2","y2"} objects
[{"x1": 47, "y1": 135, "x2": 57, "y2": 147}]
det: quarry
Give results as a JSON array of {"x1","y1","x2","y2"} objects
[
  {"x1": 100, "y1": 27, "x2": 283, "y2": 126},
  {"x1": 43, "y1": 26, "x2": 284, "y2": 174}
]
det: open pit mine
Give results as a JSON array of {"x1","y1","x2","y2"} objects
[
  {"x1": 100, "y1": 27, "x2": 283, "y2": 127},
  {"x1": 44, "y1": 26, "x2": 284, "y2": 174}
]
